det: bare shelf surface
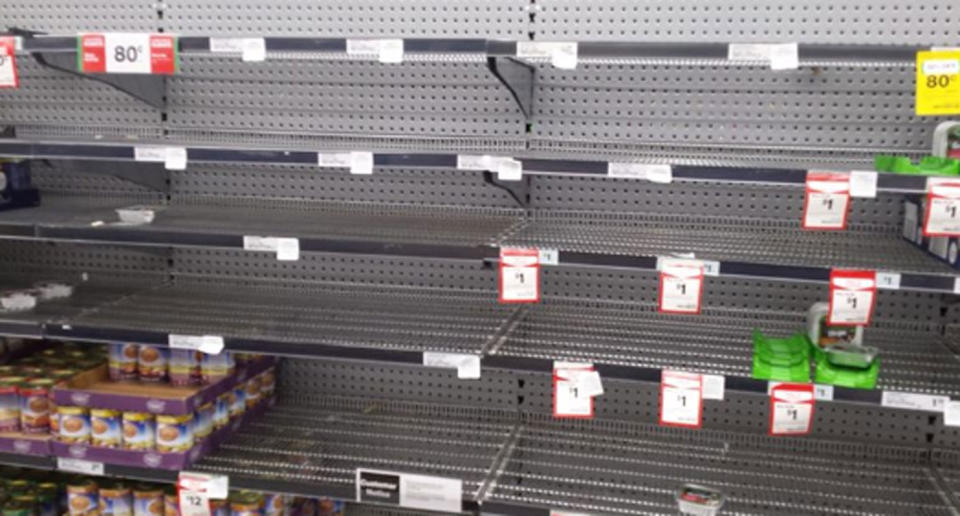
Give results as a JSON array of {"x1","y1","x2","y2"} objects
[
  {"x1": 188, "y1": 398, "x2": 959, "y2": 516},
  {"x1": 496, "y1": 301, "x2": 960, "y2": 398}
]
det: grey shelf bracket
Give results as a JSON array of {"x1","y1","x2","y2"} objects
[
  {"x1": 31, "y1": 52, "x2": 167, "y2": 109},
  {"x1": 12, "y1": 29, "x2": 167, "y2": 110},
  {"x1": 487, "y1": 57, "x2": 535, "y2": 120},
  {"x1": 47, "y1": 159, "x2": 170, "y2": 193}
]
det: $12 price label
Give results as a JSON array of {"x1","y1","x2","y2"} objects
[{"x1": 79, "y1": 33, "x2": 177, "y2": 74}]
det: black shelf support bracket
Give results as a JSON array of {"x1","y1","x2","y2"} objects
[
  {"x1": 488, "y1": 56, "x2": 535, "y2": 120},
  {"x1": 12, "y1": 29, "x2": 167, "y2": 109},
  {"x1": 483, "y1": 171, "x2": 530, "y2": 209},
  {"x1": 45, "y1": 159, "x2": 170, "y2": 193}
]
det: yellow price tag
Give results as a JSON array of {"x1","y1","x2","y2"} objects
[{"x1": 916, "y1": 50, "x2": 960, "y2": 116}]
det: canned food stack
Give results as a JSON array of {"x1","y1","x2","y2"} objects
[
  {"x1": 57, "y1": 365, "x2": 276, "y2": 454},
  {"x1": 0, "y1": 340, "x2": 106, "y2": 436},
  {"x1": 108, "y1": 344, "x2": 243, "y2": 387},
  {"x1": 0, "y1": 468, "x2": 345, "y2": 516}
]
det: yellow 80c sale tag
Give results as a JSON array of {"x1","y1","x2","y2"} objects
[{"x1": 916, "y1": 50, "x2": 960, "y2": 116}]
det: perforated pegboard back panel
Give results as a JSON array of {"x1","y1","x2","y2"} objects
[
  {"x1": 31, "y1": 161, "x2": 164, "y2": 200},
  {"x1": 528, "y1": 176, "x2": 905, "y2": 227},
  {"x1": 170, "y1": 164, "x2": 519, "y2": 207},
  {"x1": 530, "y1": 63, "x2": 944, "y2": 157},
  {"x1": 171, "y1": 248, "x2": 497, "y2": 292},
  {"x1": 1, "y1": 0, "x2": 158, "y2": 33},
  {"x1": 516, "y1": 373, "x2": 944, "y2": 450},
  {"x1": 0, "y1": 241, "x2": 168, "y2": 286},
  {"x1": 161, "y1": 0, "x2": 529, "y2": 38},
  {"x1": 534, "y1": 0, "x2": 960, "y2": 45},
  {"x1": 279, "y1": 358, "x2": 521, "y2": 411},
  {"x1": 540, "y1": 267, "x2": 944, "y2": 326},
  {"x1": 166, "y1": 58, "x2": 525, "y2": 151},
  {"x1": 0, "y1": 61, "x2": 162, "y2": 140}
]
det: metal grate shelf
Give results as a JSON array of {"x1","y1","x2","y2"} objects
[
  {"x1": 488, "y1": 416, "x2": 958, "y2": 516},
  {"x1": 493, "y1": 301, "x2": 960, "y2": 399}
]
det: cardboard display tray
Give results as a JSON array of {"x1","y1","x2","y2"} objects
[
  {"x1": 51, "y1": 397, "x2": 273, "y2": 470},
  {"x1": 53, "y1": 357, "x2": 275, "y2": 415},
  {"x1": 0, "y1": 431, "x2": 51, "y2": 456}
]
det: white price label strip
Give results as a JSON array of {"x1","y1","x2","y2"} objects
[
  {"x1": 875, "y1": 272, "x2": 901, "y2": 290},
  {"x1": 422, "y1": 352, "x2": 481, "y2": 379},
  {"x1": 728, "y1": 43, "x2": 799, "y2": 70},
  {"x1": 660, "y1": 371, "x2": 703, "y2": 428},
  {"x1": 499, "y1": 248, "x2": 540, "y2": 303},
  {"x1": 243, "y1": 236, "x2": 300, "y2": 261},
  {"x1": 134, "y1": 146, "x2": 188, "y2": 170},
  {"x1": 945, "y1": 401, "x2": 960, "y2": 427},
  {"x1": 516, "y1": 41, "x2": 578, "y2": 69},
  {"x1": 701, "y1": 374, "x2": 725, "y2": 400},
  {"x1": 607, "y1": 163, "x2": 673, "y2": 183},
  {"x1": 169, "y1": 334, "x2": 225, "y2": 355},
  {"x1": 346, "y1": 39, "x2": 404, "y2": 63},
  {"x1": 356, "y1": 469, "x2": 461, "y2": 513},
  {"x1": 538, "y1": 248, "x2": 559, "y2": 266},
  {"x1": 209, "y1": 38, "x2": 266, "y2": 62},
  {"x1": 57, "y1": 457, "x2": 104, "y2": 476},
  {"x1": 456, "y1": 155, "x2": 523, "y2": 180},
  {"x1": 318, "y1": 152, "x2": 374, "y2": 175},
  {"x1": 882, "y1": 391, "x2": 949, "y2": 412},
  {"x1": 849, "y1": 171, "x2": 878, "y2": 198}
]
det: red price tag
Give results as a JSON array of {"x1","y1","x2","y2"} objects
[
  {"x1": 177, "y1": 472, "x2": 228, "y2": 516},
  {"x1": 0, "y1": 37, "x2": 18, "y2": 89},
  {"x1": 79, "y1": 33, "x2": 177, "y2": 75},
  {"x1": 803, "y1": 172, "x2": 850, "y2": 230},
  {"x1": 658, "y1": 258, "x2": 704, "y2": 314},
  {"x1": 659, "y1": 371, "x2": 703, "y2": 428},
  {"x1": 770, "y1": 383, "x2": 815, "y2": 436},
  {"x1": 499, "y1": 248, "x2": 540, "y2": 304},
  {"x1": 828, "y1": 269, "x2": 876, "y2": 327},
  {"x1": 552, "y1": 362, "x2": 597, "y2": 419},
  {"x1": 924, "y1": 180, "x2": 960, "y2": 236}
]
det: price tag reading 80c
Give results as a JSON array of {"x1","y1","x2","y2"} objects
[
  {"x1": 916, "y1": 50, "x2": 960, "y2": 116},
  {"x1": 79, "y1": 33, "x2": 177, "y2": 75}
]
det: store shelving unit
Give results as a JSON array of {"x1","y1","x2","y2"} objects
[{"x1": 2, "y1": 0, "x2": 960, "y2": 515}]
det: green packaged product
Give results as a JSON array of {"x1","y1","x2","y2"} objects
[{"x1": 752, "y1": 329, "x2": 811, "y2": 382}]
